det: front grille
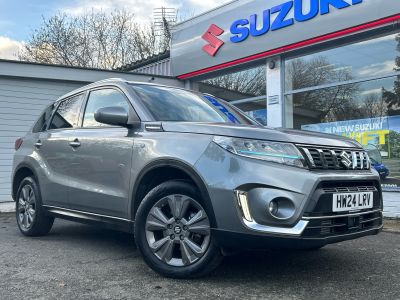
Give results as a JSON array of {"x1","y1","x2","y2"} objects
[
  {"x1": 322, "y1": 186, "x2": 376, "y2": 193},
  {"x1": 318, "y1": 180, "x2": 380, "y2": 189},
  {"x1": 298, "y1": 146, "x2": 370, "y2": 170},
  {"x1": 302, "y1": 210, "x2": 382, "y2": 238}
]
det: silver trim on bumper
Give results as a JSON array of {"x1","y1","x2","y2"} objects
[
  {"x1": 238, "y1": 205, "x2": 381, "y2": 237},
  {"x1": 235, "y1": 189, "x2": 382, "y2": 237},
  {"x1": 242, "y1": 219, "x2": 309, "y2": 236},
  {"x1": 235, "y1": 190, "x2": 309, "y2": 236},
  {"x1": 240, "y1": 208, "x2": 382, "y2": 236}
]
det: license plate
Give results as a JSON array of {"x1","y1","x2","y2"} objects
[{"x1": 333, "y1": 192, "x2": 373, "y2": 212}]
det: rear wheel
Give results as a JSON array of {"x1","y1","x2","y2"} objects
[
  {"x1": 16, "y1": 177, "x2": 54, "y2": 236},
  {"x1": 134, "y1": 180, "x2": 222, "y2": 278}
]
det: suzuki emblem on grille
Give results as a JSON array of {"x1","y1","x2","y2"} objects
[{"x1": 340, "y1": 151, "x2": 353, "y2": 169}]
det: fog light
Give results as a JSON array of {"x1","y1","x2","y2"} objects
[
  {"x1": 236, "y1": 191, "x2": 253, "y2": 222},
  {"x1": 268, "y1": 200, "x2": 278, "y2": 216},
  {"x1": 267, "y1": 197, "x2": 296, "y2": 220}
]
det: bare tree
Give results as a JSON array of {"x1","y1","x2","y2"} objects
[
  {"x1": 203, "y1": 66, "x2": 266, "y2": 97},
  {"x1": 361, "y1": 92, "x2": 388, "y2": 118},
  {"x1": 285, "y1": 56, "x2": 361, "y2": 123},
  {"x1": 19, "y1": 10, "x2": 162, "y2": 69},
  {"x1": 285, "y1": 56, "x2": 348, "y2": 91}
]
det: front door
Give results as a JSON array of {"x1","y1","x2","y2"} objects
[{"x1": 68, "y1": 88, "x2": 134, "y2": 218}]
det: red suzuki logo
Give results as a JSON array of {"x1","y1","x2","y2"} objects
[{"x1": 201, "y1": 24, "x2": 224, "y2": 57}]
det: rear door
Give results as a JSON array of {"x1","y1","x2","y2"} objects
[
  {"x1": 37, "y1": 93, "x2": 85, "y2": 207},
  {"x1": 68, "y1": 88, "x2": 134, "y2": 218}
]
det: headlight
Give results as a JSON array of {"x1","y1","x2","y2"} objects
[{"x1": 213, "y1": 136, "x2": 307, "y2": 168}]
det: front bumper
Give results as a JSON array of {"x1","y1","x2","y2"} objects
[
  {"x1": 213, "y1": 201, "x2": 383, "y2": 249},
  {"x1": 212, "y1": 223, "x2": 383, "y2": 249},
  {"x1": 194, "y1": 142, "x2": 383, "y2": 248},
  {"x1": 213, "y1": 208, "x2": 383, "y2": 249}
]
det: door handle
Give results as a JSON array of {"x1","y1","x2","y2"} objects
[
  {"x1": 69, "y1": 139, "x2": 81, "y2": 148},
  {"x1": 34, "y1": 140, "x2": 42, "y2": 148}
]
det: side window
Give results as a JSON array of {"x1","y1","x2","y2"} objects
[
  {"x1": 49, "y1": 94, "x2": 83, "y2": 130},
  {"x1": 32, "y1": 103, "x2": 56, "y2": 133},
  {"x1": 82, "y1": 89, "x2": 130, "y2": 127}
]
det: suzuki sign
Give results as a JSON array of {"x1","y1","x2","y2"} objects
[
  {"x1": 229, "y1": 0, "x2": 363, "y2": 44},
  {"x1": 171, "y1": 0, "x2": 399, "y2": 78}
]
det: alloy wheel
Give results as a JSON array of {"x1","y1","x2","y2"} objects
[
  {"x1": 17, "y1": 184, "x2": 36, "y2": 230},
  {"x1": 145, "y1": 194, "x2": 211, "y2": 267}
]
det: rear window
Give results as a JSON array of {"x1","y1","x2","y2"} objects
[
  {"x1": 131, "y1": 84, "x2": 256, "y2": 125},
  {"x1": 32, "y1": 104, "x2": 56, "y2": 133}
]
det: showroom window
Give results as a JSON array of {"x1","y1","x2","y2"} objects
[
  {"x1": 285, "y1": 33, "x2": 400, "y2": 91},
  {"x1": 198, "y1": 64, "x2": 267, "y2": 125},
  {"x1": 284, "y1": 32, "x2": 400, "y2": 192}
]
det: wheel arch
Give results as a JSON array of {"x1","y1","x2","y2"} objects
[
  {"x1": 131, "y1": 159, "x2": 217, "y2": 228},
  {"x1": 12, "y1": 163, "x2": 40, "y2": 201}
]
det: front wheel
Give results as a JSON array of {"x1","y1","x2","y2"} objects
[{"x1": 134, "y1": 180, "x2": 222, "y2": 278}]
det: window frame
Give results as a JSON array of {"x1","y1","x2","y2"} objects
[
  {"x1": 46, "y1": 92, "x2": 86, "y2": 132},
  {"x1": 78, "y1": 86, "x2": 134, "y2": 129}
]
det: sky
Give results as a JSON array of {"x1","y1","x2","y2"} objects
[{"x1": 0, "y1": 0, "x2": 230, "y2": 60}]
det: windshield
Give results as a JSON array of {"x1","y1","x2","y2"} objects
[{"x1": 131, "y1": 84, "x2": 258, "y2": 125}]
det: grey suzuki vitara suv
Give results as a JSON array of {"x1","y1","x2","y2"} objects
[{"x1": 12, "y1": 78, "x2": 383, "y2": 278}]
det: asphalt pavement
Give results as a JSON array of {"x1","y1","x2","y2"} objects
[{"x1": 0, "y1": 213, "x2": 399, "y2": 300}]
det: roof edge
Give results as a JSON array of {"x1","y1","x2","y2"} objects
[
  {"x1": 0, "y1": 58, "x2": 177, "y2": 79},
  {"x1": 116, "y1": 51, "x2": 170, "y2": 72}
]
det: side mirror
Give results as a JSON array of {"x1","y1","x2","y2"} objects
[{"x1": 94, "y1": 106, "x2": 129, "y2": 127}]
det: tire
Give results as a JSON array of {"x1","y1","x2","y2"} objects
[
  {"x1": 16, "y1": 176, "x2": 54, "y2": 236},
  {"x1": 134, "y1": 180, "x2": 222, "y2": 278}
]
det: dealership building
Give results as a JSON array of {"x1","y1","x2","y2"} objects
[{"x1": 0, "y1": 0, "x2": 399, "y2": 216}]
